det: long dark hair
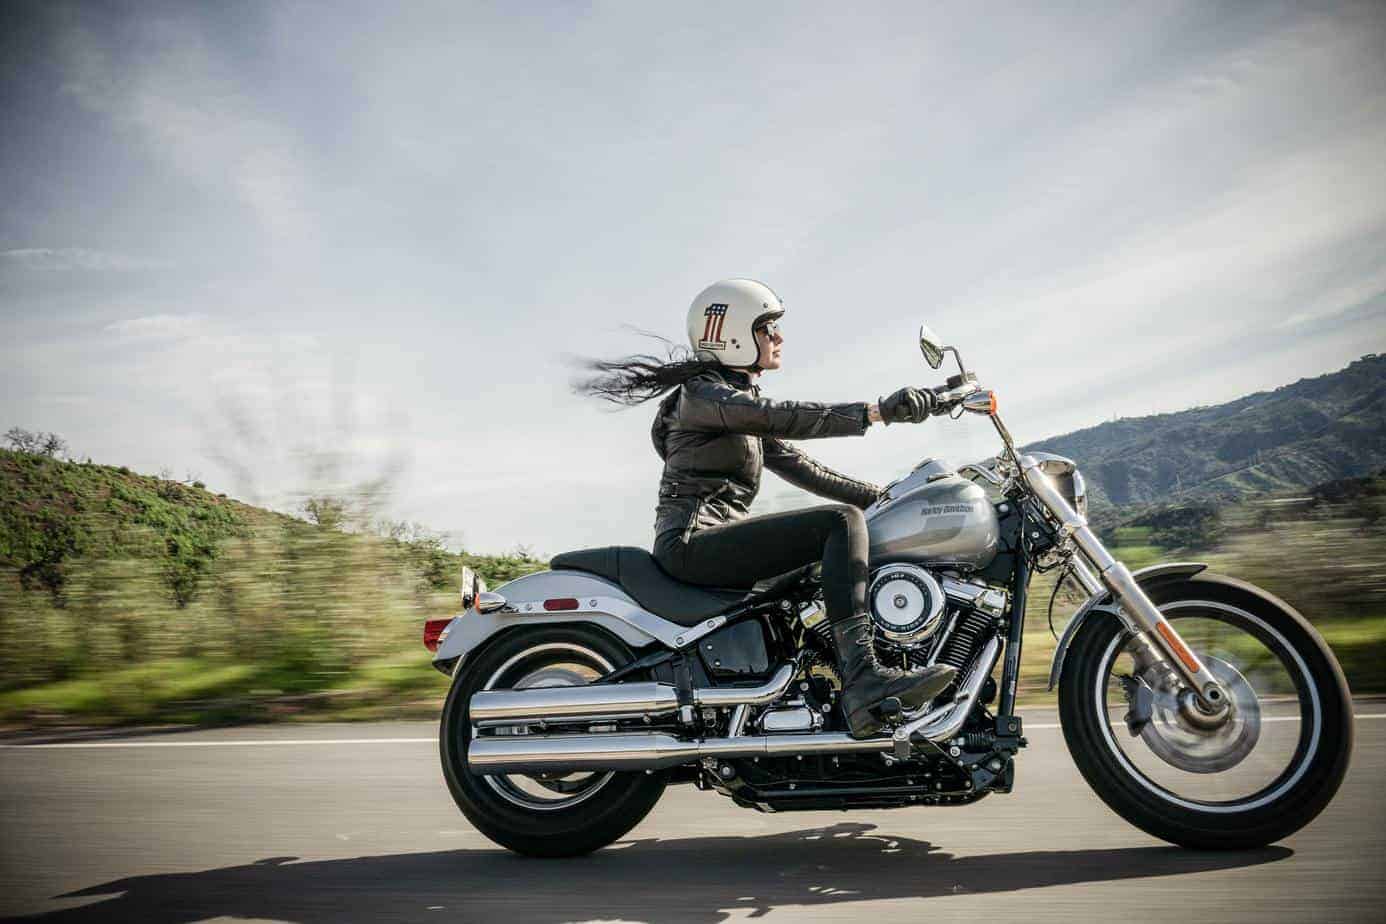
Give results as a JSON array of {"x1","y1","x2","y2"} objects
[{"x1": 572, "y1": 332, "x2": 721, "y2": 407}]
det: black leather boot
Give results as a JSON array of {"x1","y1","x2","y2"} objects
[{"x1": 830, "y1": 613, "x2": 956, "y2": 739}]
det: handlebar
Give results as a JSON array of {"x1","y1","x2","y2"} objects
[{"x1": 930, "y1": 379, "x2": 982, "y2": 414}]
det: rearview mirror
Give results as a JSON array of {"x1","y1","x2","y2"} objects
[{"x1": 919, "y1": 324, "x2": 946, "y2": 369}]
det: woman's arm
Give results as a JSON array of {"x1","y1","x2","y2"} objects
[
  {"x1": 678, "y1": 376, "x2": 871, "y2": 440},
  {"x1": 762, "y1": 438, "x2": 881, "y2": 508}
]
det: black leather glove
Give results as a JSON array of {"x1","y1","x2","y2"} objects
[{"x1": 878, "y1": 387, "x2": 935, "y2": 424}]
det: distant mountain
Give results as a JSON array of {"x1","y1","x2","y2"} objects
[{"x1": 1025, "y1": 353, "x2": 1386, "y2": 514}]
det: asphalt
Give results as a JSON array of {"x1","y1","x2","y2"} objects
[{"x1": 2, "y1": 707, "x2": 1384, "y2": 923}]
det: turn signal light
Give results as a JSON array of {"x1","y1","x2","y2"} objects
[
  {"x1": 423, "y1": 617, "x2": 454, "y2": 652},
  {"x1": 961, "y1": 390, "x2": 998, "y2": 416}
]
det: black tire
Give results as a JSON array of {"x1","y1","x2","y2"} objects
[
  {"x1": 1058, "y1": 573, "x2": 1353, "y2": 849},
  {"x1": 440, "y1": 624, "x2": 667, "y2": 857}
]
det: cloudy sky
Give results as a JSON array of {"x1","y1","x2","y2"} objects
[{"x1": 2, "y1": 1, "x2": 1385, "y2": 554}]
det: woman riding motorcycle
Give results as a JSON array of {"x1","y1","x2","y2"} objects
[{"x1": 580, "y1": 278, "x2": 955, "y2": 738}]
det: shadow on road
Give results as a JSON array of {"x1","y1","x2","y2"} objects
[{"x1": 9, "y1": 822, "x2": 1291, "y2": 923}]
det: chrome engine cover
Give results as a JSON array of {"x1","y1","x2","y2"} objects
[
  {"x1": 759, "y1": 705, "x2": 820, "y2": 733},
  {"x1": 868, "y1": 564, "x2": 946, "y2": 647}
]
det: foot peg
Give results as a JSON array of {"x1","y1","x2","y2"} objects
[{"x1": 877, "y1": 696, "x2": 904, "y2": 724}]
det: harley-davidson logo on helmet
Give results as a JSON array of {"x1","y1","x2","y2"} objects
[{"x1": 698, "y1": 303, "x2": 729, "y2": 350}]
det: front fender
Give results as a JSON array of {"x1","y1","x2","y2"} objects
[
  {"x1": 1046, "y1": 562, "x2": 1207, "y2": 690},
  {"x1": 431, "y1": 569, "x2": 682, "y2": 677}
]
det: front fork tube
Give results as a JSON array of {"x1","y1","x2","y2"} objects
[{"x1": 1023, "y1": 460, "x2": 1228, "y2": 709}]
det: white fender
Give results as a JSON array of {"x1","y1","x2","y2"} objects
[{"x1": 432, "y1": 569, "x2": 693, "y2": 674}]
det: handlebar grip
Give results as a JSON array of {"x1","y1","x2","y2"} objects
[{"x1": 929, "y1": 386, "x2": 960, "y2": 416}]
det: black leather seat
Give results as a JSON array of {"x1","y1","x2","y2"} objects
[{"x1": 550, "y1": 546, "x2": 750, "y2": 626}]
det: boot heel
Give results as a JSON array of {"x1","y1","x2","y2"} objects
[{"x1": 846, "y1": 705, "x2": 883, "y2": 740}]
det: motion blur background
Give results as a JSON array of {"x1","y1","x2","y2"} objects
[{"x1": 2, "y1": 1, "x2": 1384, "y2": 727}]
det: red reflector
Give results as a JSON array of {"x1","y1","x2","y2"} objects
[
  {"x1": 423, "y1": 618, "x2": 453, "y2": 652},
  {"x1": 543, "y1": 598, "x2": 580, "y2": 611}
]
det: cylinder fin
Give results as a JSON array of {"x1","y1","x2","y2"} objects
[{"x1": 934, "y1": 608, "x2": 996, "y2": 673}]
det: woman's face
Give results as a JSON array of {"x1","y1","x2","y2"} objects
[{"x1": 754, "y1": 319, "x2": 783, "y2": 372}]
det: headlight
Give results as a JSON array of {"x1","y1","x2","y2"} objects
[
  {"x1": 1070, "y1": 469, "x2": 1088, "y2": 520},
  {"x1": 1031, "y1": 453, "x2": 1087, "y2": 521}
]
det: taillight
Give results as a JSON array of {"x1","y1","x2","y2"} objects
[{"x1": 423, "y1": 618, "x2": 453, "y2": 652}]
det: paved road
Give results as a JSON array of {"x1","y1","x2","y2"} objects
[{"x1": 2, "y1": 708, "x2": 1384, "y2": 923}]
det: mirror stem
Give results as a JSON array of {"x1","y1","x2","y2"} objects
[{"x1": 944, "y1": 345, "x2": 968, "y2": 377}]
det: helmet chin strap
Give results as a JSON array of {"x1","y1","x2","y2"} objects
[{"x1": 743, "y1": 330, "x2": 772, "y2": 373}]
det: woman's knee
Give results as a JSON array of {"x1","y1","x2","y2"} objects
[{"x1": 825, "y1": 504, "x2": 867, "y2": 536}]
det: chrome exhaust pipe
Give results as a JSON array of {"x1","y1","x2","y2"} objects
[
  {"x1": 467, "y1": 731, "x2": 891, "y2": 774},
  {"x1": 470, "y1": 662, "x2": 795, "y2": 726},
  {"x1": 466, "y1": 644, "x2": 1003, "y2": 775},
  {"x1": 897, "y1": 636, "x2": 1002, "y2": 744}
]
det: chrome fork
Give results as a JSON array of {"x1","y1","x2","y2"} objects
[{"x1": 1019, "y1": 455, "x2": 1229, "y2": 709}]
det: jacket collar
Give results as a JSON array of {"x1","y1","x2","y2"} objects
[{"x1": 718, "y1": 366, "x2": 756, "y2": 390}]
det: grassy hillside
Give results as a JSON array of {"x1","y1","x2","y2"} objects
[
  {"x1": 1026, "y1": 353, "x2": 1386, "y2": 513},
  {"x1": 0, "y1": 449, "x2": 545, "y2": 725}
]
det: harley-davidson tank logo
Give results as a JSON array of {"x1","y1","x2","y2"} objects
[
  {"x1": 920, "y1": 503, "x2": 974, "y2": 516},
  {"x1": 698, "y1": 303, "x2": 729, "y2": 350}
]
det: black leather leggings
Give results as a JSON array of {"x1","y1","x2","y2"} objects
[{"x1": 653, "y1": 504, "x2": 869, "y2": 624}]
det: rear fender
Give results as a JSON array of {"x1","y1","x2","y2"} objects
[
  {"x1": 1046, "y1": 562, "x2": 1207, "y2": 690},
  {"x1": 432, "y1": 569, "x2": 685, "y2": 677}
]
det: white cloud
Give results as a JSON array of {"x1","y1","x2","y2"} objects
[
  {"x1": 0, "y1": 248, "x2": 170, "y2": 272},
  {"x1": 1277, "y1": 267, "x2": 1386, "y2": 330},
  {"x1": 56, "y1": 14, "x2": 314, "y2": 253},
  {"x1": 102, "y1": 314, "x2": 209, "y2": 341}
]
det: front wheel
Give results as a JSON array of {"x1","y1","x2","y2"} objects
[
  {"x1": 440, "y1": 624, "x2": 667, "y2": 857},
  {"x1": 1058, "y1": 573, "x2": 1352, "y2": 849}
]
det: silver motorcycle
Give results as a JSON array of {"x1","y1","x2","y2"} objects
[{"x1": 426, "y1": 325, "x2": 1353, "y2": 857}]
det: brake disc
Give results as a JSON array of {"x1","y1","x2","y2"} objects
[{"x1": 1137, "y1": 655, "x2": 1261, "y2": 774}]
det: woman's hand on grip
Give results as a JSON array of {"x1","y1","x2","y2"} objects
[{"x1": 877, "y1": 386, "x2": 935, "y2": 424}]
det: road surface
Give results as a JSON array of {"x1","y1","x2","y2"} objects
[{"x1": 2, "y1": 706, "x2": 1384, "y2": 922}]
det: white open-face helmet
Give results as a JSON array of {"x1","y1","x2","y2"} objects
[{"x1": 685, "y1": 278, "x2": 785, "y2": 367}]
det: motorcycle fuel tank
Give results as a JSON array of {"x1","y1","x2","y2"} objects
[{"x1": 864, "y1": 459, "x2": 1000, "y2": 570}]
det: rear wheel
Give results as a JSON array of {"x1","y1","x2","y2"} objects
[
  {"x1": 1058, "y1": 574, "x2": 1352, "y2": 849},
  {"x1": 440, "y1": 625, "x2": 667, "y2": 857}
]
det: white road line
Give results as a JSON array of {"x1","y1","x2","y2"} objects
[
  {"x1": 1, "y1": 714, "x2": 1384, "y2": 749},
  {"x1": 0, "y1": 737, "x2": 436, "y2": 750}
]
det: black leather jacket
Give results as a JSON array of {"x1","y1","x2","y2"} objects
[{"x1": 651, "y1": 367, "x2": 881, "y2": 543}]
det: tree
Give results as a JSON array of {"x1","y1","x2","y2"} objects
[
  {"x1": 4, "y1": 427, "x2": 69, "y2": 459},
  {"x1": 302, "y1": 496, "x2": 348, "y2": 531}
]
